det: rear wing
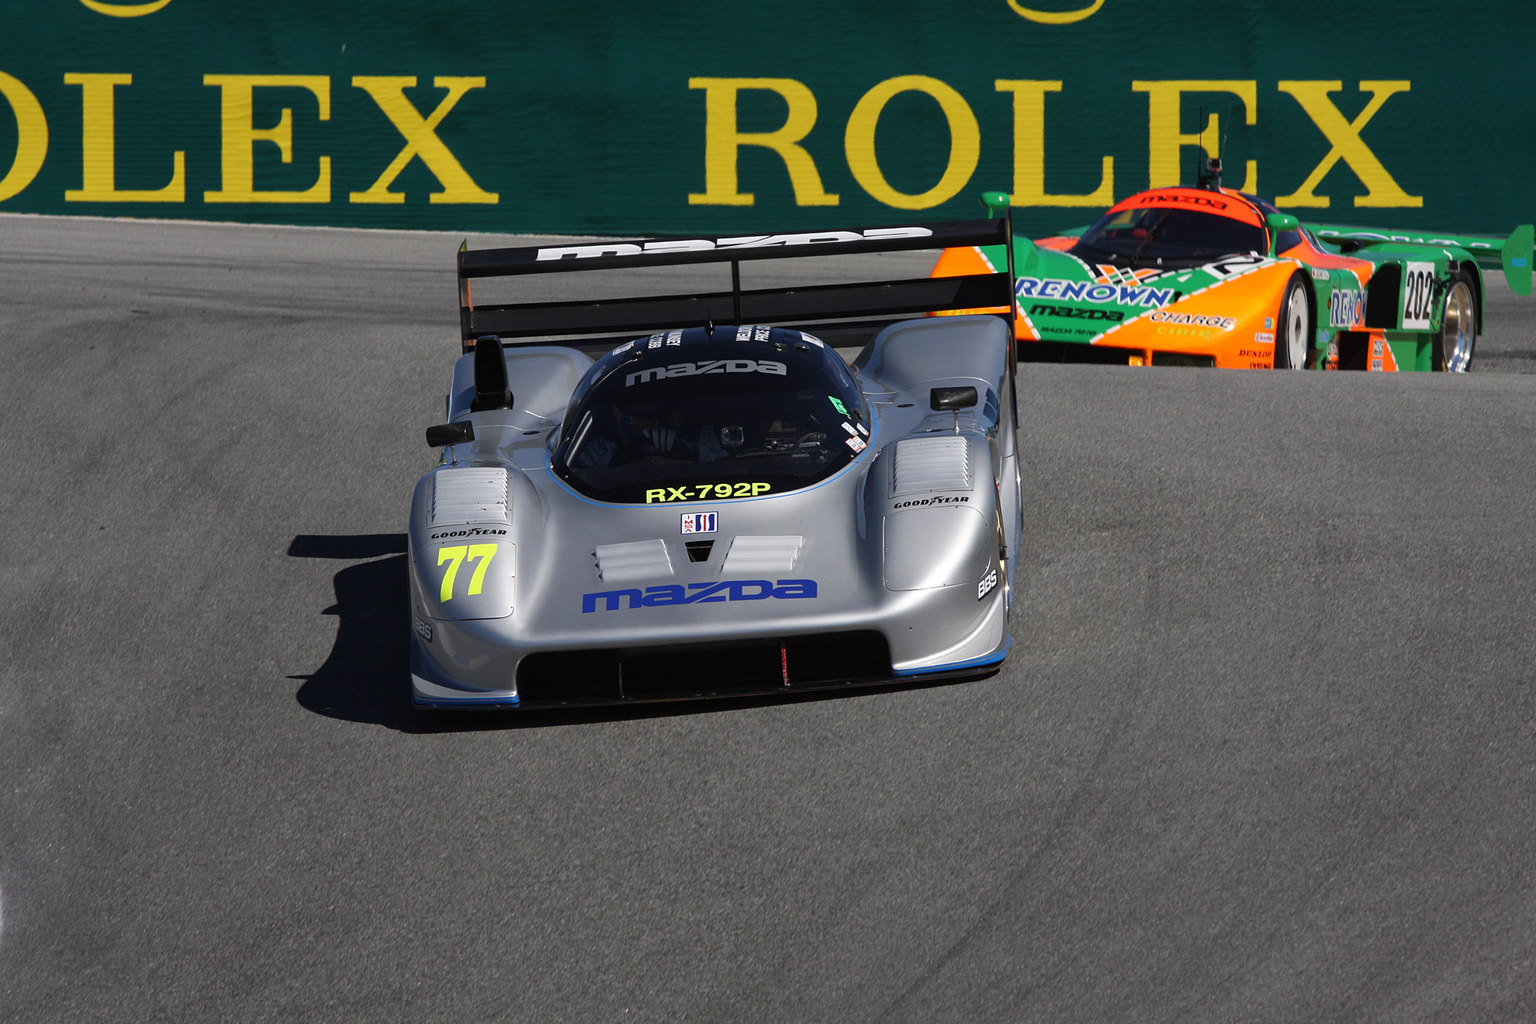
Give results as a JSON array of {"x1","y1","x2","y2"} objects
[
  {"x1": 1307, "y1": 222, "x2": 1534, "y2": 296},
  {"x1": 455, "y1": 218, "x2": 1015, "y2": 352}
]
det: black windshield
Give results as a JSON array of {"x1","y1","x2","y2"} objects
[
  {"x1": 553, "y1": 328, "x2": 869, "y2": 504},
  {"x1": 1070, "y1": 207, "x2": 1266, "y2": 268}
]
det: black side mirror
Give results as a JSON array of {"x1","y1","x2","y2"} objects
[
  {"x1": 470, "y1": 334, "x2": 513, "y2": 412},
  {"x1": 426, "y1": 422, "x2": 475, "y2": 448},
  {"x1": 930, "y1": 386, "x2": 978, "y2": 411}
]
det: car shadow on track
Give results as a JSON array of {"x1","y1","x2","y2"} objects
[
  {"x1": 287, "y1": 534, "x2": 419, "y2": 731},
  {"x1": 287, "y1": 533, "x2": 991, "y2": 734}
]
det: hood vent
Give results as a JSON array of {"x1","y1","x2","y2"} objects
[
  {"x1": 721, "y1": 535, "x2": 803, "y2": 575},
  {"x1": 890, "y1": 436, "x2": 971, "y2": 497},
  {"x1": 431, "y1": 468, "x2": 509, "y2": 527},
  {"x1": 595, "y1": 539, "x2": 673, "y2": 582}
]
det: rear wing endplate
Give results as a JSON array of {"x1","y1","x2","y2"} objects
[
  {"x1": 1308, "y1": 221, "x2": 1534, "y2": 296},
  {"x1": 455, "y1": 218, "x2": 1015, "y2": 351}
]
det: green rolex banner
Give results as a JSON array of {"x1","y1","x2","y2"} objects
[{"x1": 0, "y1": 0, "x2": 1530, "y2": 237}]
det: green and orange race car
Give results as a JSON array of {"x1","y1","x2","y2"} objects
[{"x1": 932, "y1": 165, "x2": 1532, "y2": 371}]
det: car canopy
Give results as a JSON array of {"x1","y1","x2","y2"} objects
[{"x1": 553, "y1": 325, "x2": 870, "y2": 504}]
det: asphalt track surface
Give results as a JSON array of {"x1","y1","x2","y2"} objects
[{"x1": 3, "y1": 214, "x2": 1535, "y2": 1023}]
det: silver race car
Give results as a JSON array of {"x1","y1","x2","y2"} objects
[{"x1": 409, "y1": 220, "x2": 1022, "y2": 708}]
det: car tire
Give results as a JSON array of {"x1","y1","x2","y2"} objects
[
  {"x1": 1006, "y1": 457, "x2": 1021, "y2": 615},
  {"x1": 1434, "y1": 271, "x2": 1477, "y2": 372},
  {"x1": 1274, "y1": 276, "x2": 1311, "y2": 369}
]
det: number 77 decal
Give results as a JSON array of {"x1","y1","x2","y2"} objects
[{"x1": 437, "y1": 543, "x2": 498, "y2": 602}]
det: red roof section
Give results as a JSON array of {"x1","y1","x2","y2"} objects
[{"x1": 1106, "y1": 188, "x2": 1264, "y2": 227}]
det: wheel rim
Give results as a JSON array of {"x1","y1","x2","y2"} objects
[
  {"x1": 1283, "y1": 286, "x2": 1308, "y2": 369},
  {"x1": 1440, "y1": 281, "x2": 1474, "y2": 372}
]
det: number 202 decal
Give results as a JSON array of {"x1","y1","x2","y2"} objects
[
  {"x1": 437, "y1": 544, "x2": 497, "y2": 602},
  {"x1": 1402, "y1": 262, "x2": 1435, "y2": 330}
]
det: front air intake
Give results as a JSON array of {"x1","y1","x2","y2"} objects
[{"x1": 515, "y1": 631, "x2": 892, "y2": 704}]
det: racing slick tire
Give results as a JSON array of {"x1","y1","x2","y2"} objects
[
  {"x1": 1274, "y1": 275, "x2": 1312, "y2": 370},
  {"x1": 1434, "y1": 271, "x2": 1477, "y2": 373}
]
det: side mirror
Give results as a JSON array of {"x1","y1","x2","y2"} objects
[
  {"x1": 1265, "y1": 212, "x2": 1299, "y2": 256},
  {"x1": 980, "y1": 190, "x2": 1011, "y2": 218},
  {"x1": 930, "y1": 386, "x2": 978, "y2": 411},
  {"x1": 426, "y1": 421, "x2": 475, "y2": 448}
]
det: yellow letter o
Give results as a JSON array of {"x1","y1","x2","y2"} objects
[
  {"x1": 77, "y1": 0, "x2": 176, "y2": 17},
  {"x1": 1007, "y1": 0, "x2": 1105, "y2": 24},
  {"x1": 0, "y1": 72, "x2": 48, "y2": 203},
  {"x1": 845, "y1": 76, "x2": 979, "y2": 210}
]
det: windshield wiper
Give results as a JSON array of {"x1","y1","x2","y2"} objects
[{"x1": 1128, "y1": 214, "x2": 1167, "y2": 269}]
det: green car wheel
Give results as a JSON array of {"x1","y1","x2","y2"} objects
[{"x1": 1436, "y1": 272, "x2": 1477, "y2": 372}]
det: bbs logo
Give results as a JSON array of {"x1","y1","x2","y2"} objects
[{"x1": 977, "y1": 566, "x2": 999, "y2": 601}]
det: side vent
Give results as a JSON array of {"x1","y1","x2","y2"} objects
[
  {"x1": 721, "y1": 535, "x2": 803, "y2": 574},
  {"x1": 595, "y1": 539, "x2": 673, "y2": 583},
  {"x1": 1337, "y1": 331, "x2": 1369, "y2": 371},
  {"x1": 890, "y1": 436, "x2": 971, "y2": 497},
  {"x1": 431, "y1": 468, "x2": 509, "y2": 527},
  {"x1": 1365, "y1": 264, "x2": 1401, "y2": 329}
]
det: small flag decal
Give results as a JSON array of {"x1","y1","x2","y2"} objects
[{"x1": 680, "y1": 512, "x2": 718, "y2": 534}]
